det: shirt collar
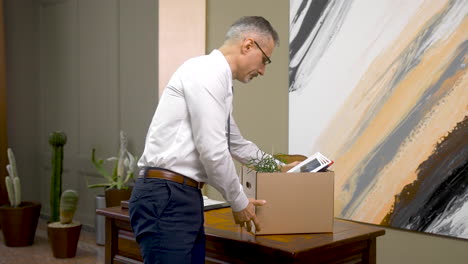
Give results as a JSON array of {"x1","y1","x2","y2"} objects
[{"x1": 211, "y1": 49, "x2": 233, "y2": 89}]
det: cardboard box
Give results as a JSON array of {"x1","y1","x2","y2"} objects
[{"x1": 241, "y1": 167, "x2": 334, "y2": 235}]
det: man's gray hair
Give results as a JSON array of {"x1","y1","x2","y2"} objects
[{"x1": 225, "y1": 16, "x2": 279, "y2": 46}]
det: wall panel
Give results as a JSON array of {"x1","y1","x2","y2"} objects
[{"x1": 38, "y1": 0, "x2": 158, "y2": 226}]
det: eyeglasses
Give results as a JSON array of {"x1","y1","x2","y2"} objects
[{"x1": 253, "y1": 40, "x2": 272, "y2": 65}]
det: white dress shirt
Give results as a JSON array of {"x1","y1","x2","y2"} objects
[{"x1": 138, "y1": 50, "x2": 264, "y2": 212}]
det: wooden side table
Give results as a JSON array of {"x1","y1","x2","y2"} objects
[{"x1": 97, "y1": 203, "x2": 384, "y2": 264}]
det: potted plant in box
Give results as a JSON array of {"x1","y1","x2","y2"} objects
[
  {"x1": 88, "y1": 130, "x2": 137, "y2": 207},
  {"x1": 246, "y1": 151, "x2": 306, "y2": 173},
  {"x1": 0, "y1": 148, "x2": 41, "y2": 247},
  {"x1": 48, "y1": 189, "x2": 81, "y2": 258},
  {"x1": 246, "y1": 151, "x2": 284, "y2": 173}
]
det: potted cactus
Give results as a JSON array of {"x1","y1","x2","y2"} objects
[
  {"x1": 0, "y1": 148, "x2": 42, "y2": 247},
  {"x1": 88, "y1": 130, "x2": 137, "y2": 207},
  {"x1": 47, "y1": 189, "x2": 81, "y2": 258}
]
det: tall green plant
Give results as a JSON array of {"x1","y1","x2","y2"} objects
[
  {"x1": 5, "y1": 148, "x2": 21, "y2": 207},
  {"x1": 49, "y1": 131, "x2": 67, "y2": 222},
  {"x1": 88, "y1": 131, "x2": 136, "y2": 190}
]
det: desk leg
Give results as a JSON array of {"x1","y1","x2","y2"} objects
[
  {"x1": 362, "y1": 237, "x2": 377, "y2": 264},
  {"x1": 105, "y1": 217, "x2": 118, "y2": 264}
]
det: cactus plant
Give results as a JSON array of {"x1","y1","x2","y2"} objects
[
  {"x1": 59, "y1": 190, "x2": 79, "y2": 225},
  {"x1": 5, "y1": 148, "x2": 21, "y2": 207},
  {"x1": 49, "y1": 131, "x2": 67, "y2": 222},
  {"x1": 48, "y1": 189, "x2": 81, "y2": 258},
  {"x1": 88, "y1": 130, "x2": 136, "y2": 190}
]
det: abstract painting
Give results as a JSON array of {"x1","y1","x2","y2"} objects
[{"x1": 289, "y1": 0, "x2": 467, "y2": 239}]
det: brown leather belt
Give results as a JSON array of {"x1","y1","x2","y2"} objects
[{"x1": 139, "y1": 168, "x2": 204, "y2": 189}]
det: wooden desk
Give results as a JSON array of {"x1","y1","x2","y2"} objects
[{"x1": 97, "y1": 205, "x2": 385, "y2": 264}]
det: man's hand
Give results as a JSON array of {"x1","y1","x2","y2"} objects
[{"x1": 232, "y1": 198, "x2": 266, "y2": 232}]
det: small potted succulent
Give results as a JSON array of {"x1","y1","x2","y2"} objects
[
  {"x1": 0, "y1": 148, "x2": 41, "y2": 247},
  {"x1": 88, "y1": 130, "x2": 137, "y2": 207},
  {"x1": 47, "y1": 189, "x2": 81, "y2": 258}
]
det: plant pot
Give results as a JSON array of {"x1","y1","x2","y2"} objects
[
  {"x1": 0, "y1": 201, "x2": 41, "y2": 247},
  {"x1": 105, "y1": 187, "x2": 132, "y2": 207},
  {"x1": 47, "y1": 221, "x2": 82, "y2": 258},
  {"x1": 274, "y1": 154, "x2": 307, "y2": 164}
]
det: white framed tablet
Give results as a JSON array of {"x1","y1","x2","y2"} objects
[{"x1": 286, "y1": 152, "x2": 333, "y2": 173}]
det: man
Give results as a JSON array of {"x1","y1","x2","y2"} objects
[{"x1": 129, "y1": 16, "x2": 289, "y2": 264}]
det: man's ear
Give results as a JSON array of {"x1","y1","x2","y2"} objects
[{"x1": 241, "y1": 38, "x2": 254, "y2": 55}]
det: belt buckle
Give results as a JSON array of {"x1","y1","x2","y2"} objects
[{"x1": 197, "y1": 182, "x2": 203, "y2": 189}]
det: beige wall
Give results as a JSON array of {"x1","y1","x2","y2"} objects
[
  {"x1": 159, "y1": 0, "x2": 205, "y2": 95},
  {"x1": 203, "y1": 1, "x2": 289, "y2": 201},
  {"x1": 207, "y1": 1, "x2": 468, "y2": 264},
  {"x1": 207, "y1": 3, "x2": 289, "y2": 156}
]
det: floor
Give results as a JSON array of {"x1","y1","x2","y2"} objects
[{"x1": 0, "y1": 218, "x2": 104, "y2": 264}]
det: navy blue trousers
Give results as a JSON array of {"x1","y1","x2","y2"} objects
[{"x1": 129, "y1": 177, "x2": 205, "y2": 264}]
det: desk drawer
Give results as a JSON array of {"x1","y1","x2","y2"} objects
[{"x1": 117, "y1": 229, "x2": 143, "y2": 262}]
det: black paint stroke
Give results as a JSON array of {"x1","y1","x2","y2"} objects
[
  {"x1": 289, "y1": 0, "x2": 330, "y2": 91},
  {"x1": 385, "y1": 116, "x2": 468, "y2": 239}
]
